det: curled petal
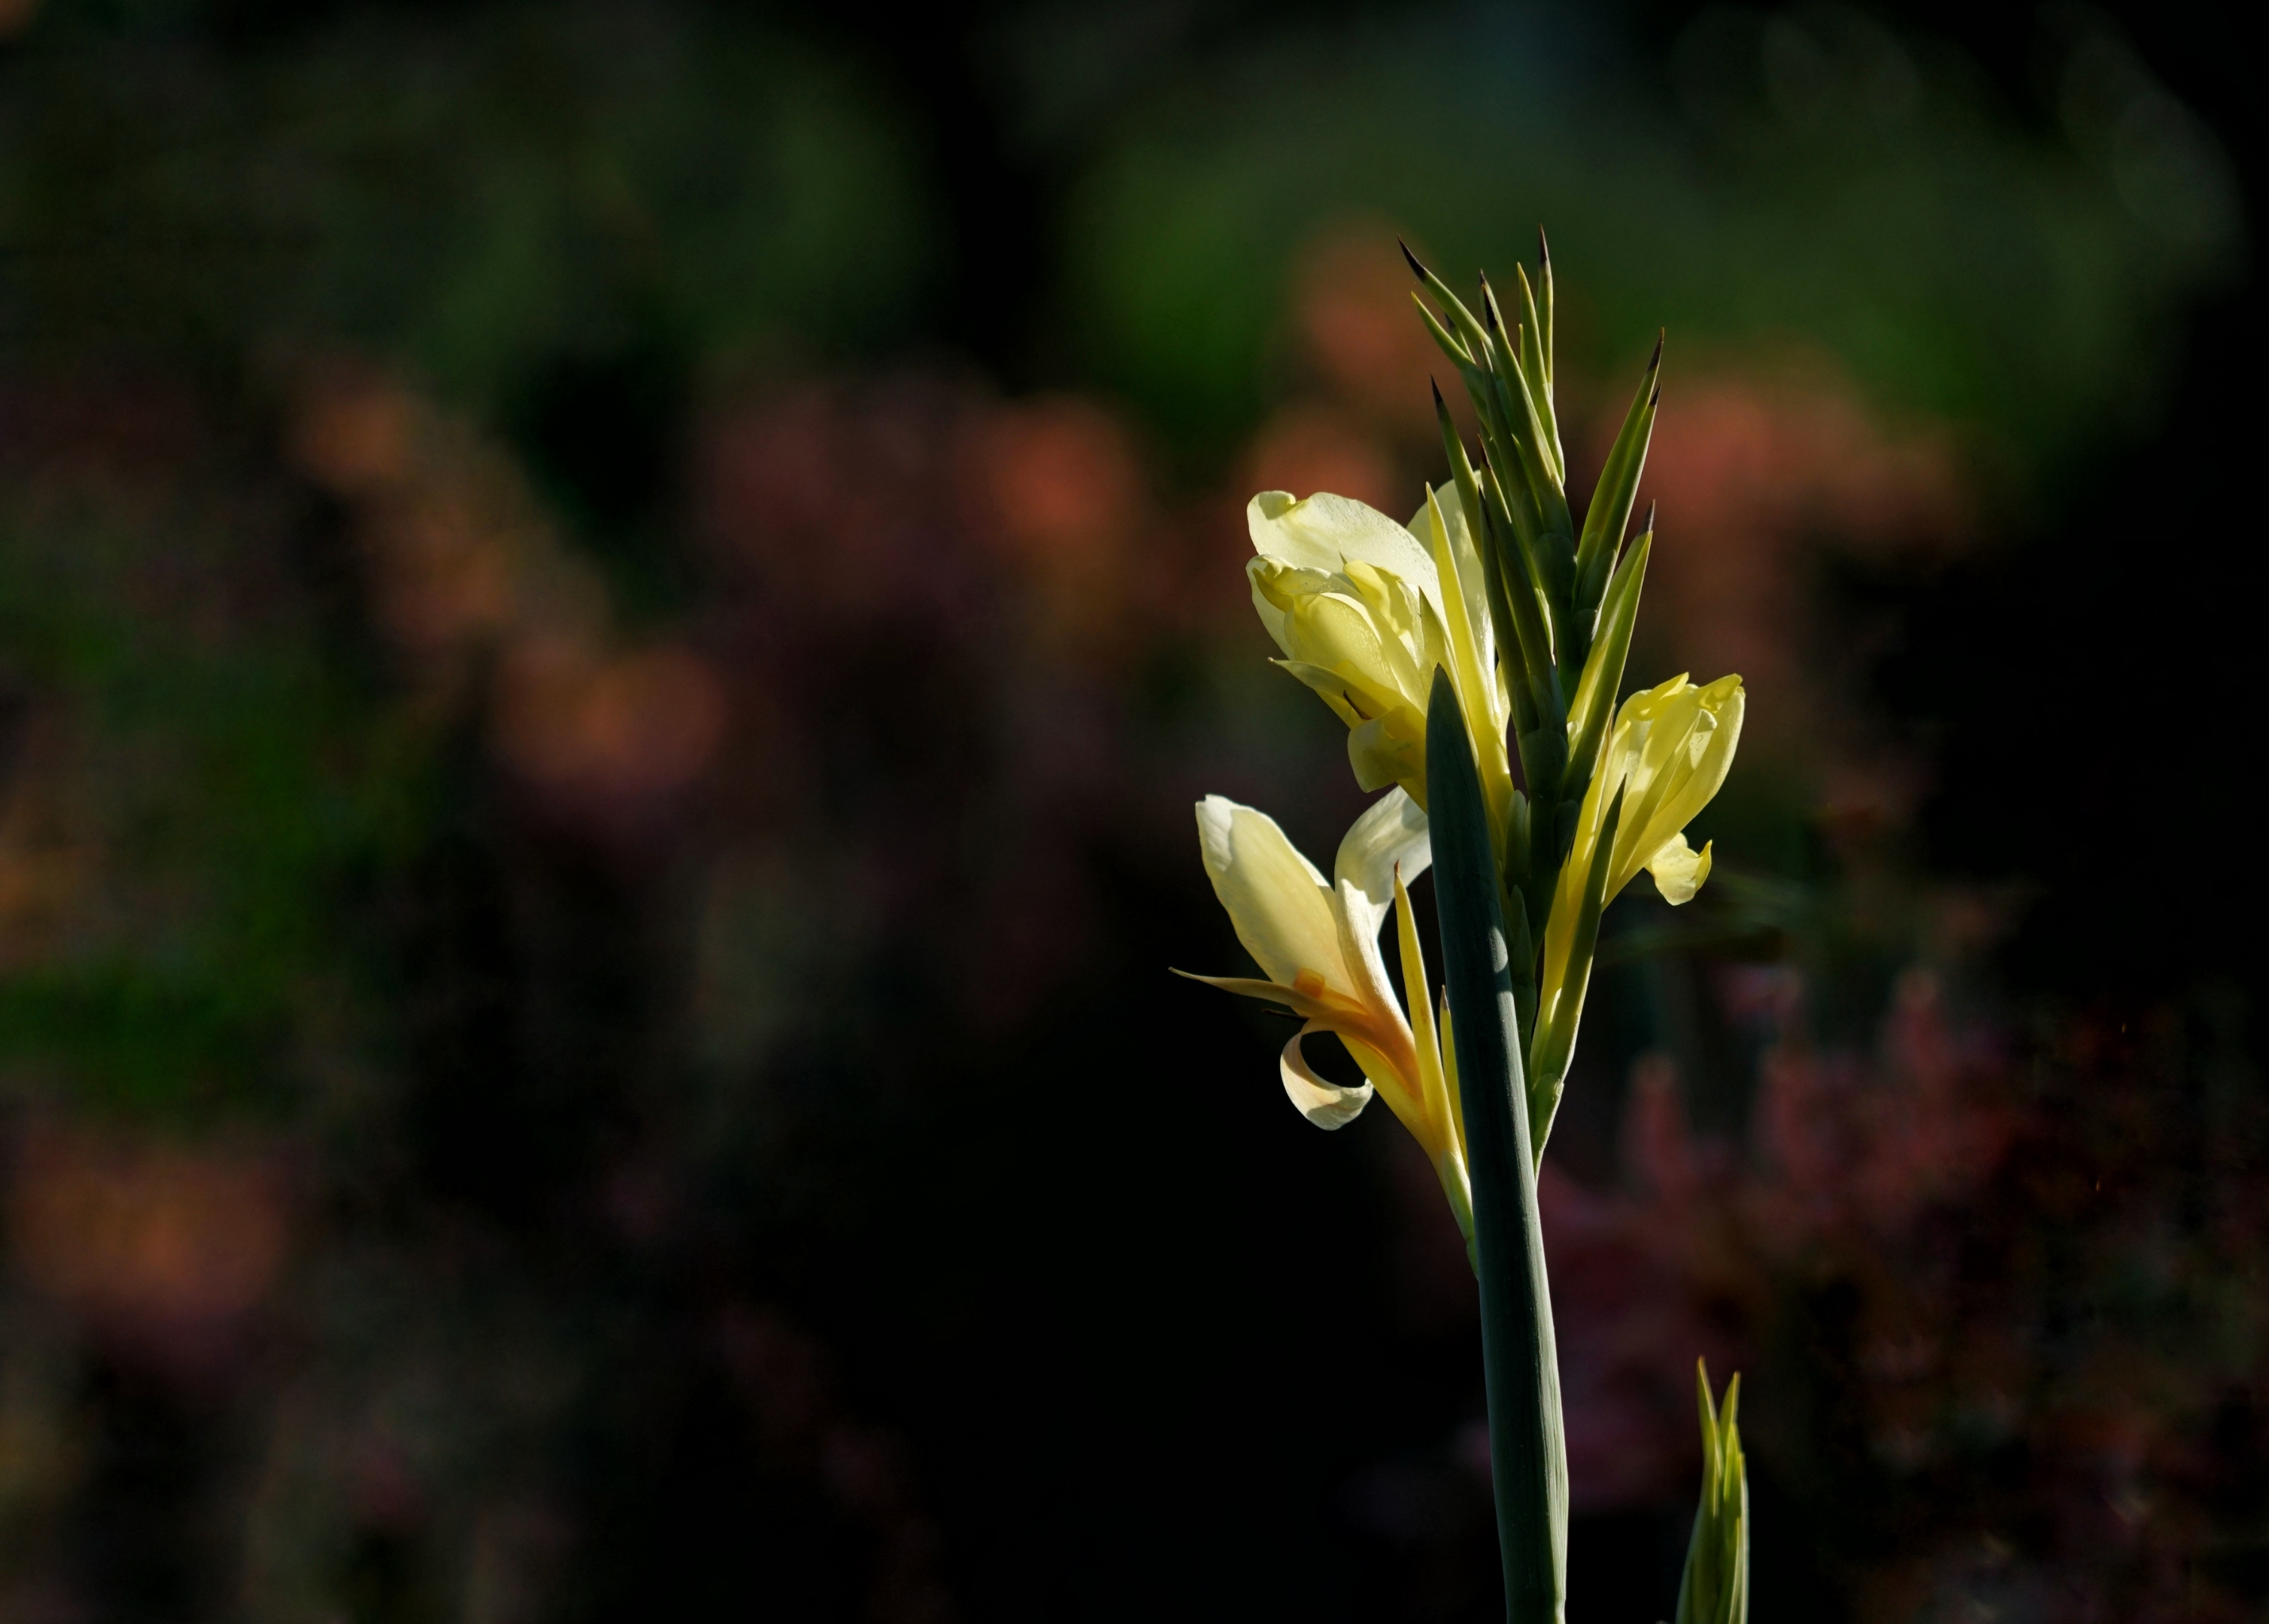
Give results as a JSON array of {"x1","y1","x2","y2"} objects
[
  {"x1": 1646, "y1": 833, "x2": 1712, "y2": 905},
  {"x1": 1281, "y1": 1022, "x2": 1375, "y2": 1129}
]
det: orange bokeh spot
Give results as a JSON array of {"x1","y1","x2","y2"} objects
[{"x1": 11, "y1": 1126, "x2": 288, "y2": 1351}]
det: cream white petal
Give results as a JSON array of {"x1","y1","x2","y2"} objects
[
  {"x1": 1279, "y1": 1026, "x2": 1374, "y2": 1129},
  {"x1": 1330, "y1": 787, "x2": 1432, "y2": 1021},
  {"x1": 1248, "y1": 490, "x2": 1442, "y2": 620},
  {"x1": 1194, "y1": 795, "x2": 1354, "y2": 998},
  {"x1": 1333, "y1": 786, "x2": 1432, "y2": 920}
]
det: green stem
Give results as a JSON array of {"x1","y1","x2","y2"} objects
[{"x1": 1427, "y1": 668, "x2": 1567, "y2": 1624}]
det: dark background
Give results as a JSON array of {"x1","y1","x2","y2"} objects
[{"x1": 2, "y1": 1, "x2": 2262, "y2": 1619}]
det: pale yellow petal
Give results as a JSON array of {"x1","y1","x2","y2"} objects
[
  {"x1": 1609, "y1": 677, "x2": 1743, "y2": 899},
  {"x1": 1393, "y1": 866, "x2": 1458, "y2": 1168},
  {"x1": 1539, "y1": 674, "x2": 1743, "y2": 1050},
  {"x1": 1333, "y1": 788, "x2": 1432, "y2": 920},
  {"x1": 1347, "y1": 708, "x2": 1427, "y2": 798},
  {"x1": 1330, "y1": 795, "x2": 1430, "y2": 1113},
  {"x1": 1245, "y1": 556, "x2": 1333, "y2": 657},
  {"x1": 1438, "y1": 988, "x2": 1463, "y2": 1159},
  {"x1": 1283, "y1": 589, "x2": 1425, "y2": 715},
  {"x1": 1341, "y1": 1032, "x2": 1429, "y2": 1139},
  {"x1": 1194, "y1": 796, "x2": 1354, "y2": 997},
  {"x1": 1645, "y1": 833, "x2": 1712, "y2": 905},
  {"x1": 1334, "y1": 562, "x2": 1432, "y2": 699},
  {"x1": 1422, "y1": 485, "x2": 1514, "y2": 838},
  {"x1": 1248, "y1": 489, "x2": 1442, "y2": 620},
  {"x1": 1410, "y1": 482, "x2": 1494, "y2": 691}
]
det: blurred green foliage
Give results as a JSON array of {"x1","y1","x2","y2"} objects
[
  {"x1": 1058, "y1": 5, "x2": 2238, "y2": 473},
  {"x1": 1, "y1": 0, "x2": 945, "y2": 1120},
  {"x1": 1, "y1": 2, "x2": 936, "y2": 406},
  {"x1": 0, "y1": 493, "x2": 415, "y2": 1116}
]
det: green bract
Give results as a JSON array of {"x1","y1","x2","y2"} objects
[{"x1": 1677, "y1": 1365, "x2": 1751, "y2": 1624}]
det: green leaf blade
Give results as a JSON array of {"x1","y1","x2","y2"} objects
[{"x1": 1426, "y1": 668, "x2": 1568, "y2": 1624}]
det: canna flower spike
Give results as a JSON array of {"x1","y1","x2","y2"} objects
[
  {"x1": 1180, "y1": 788, "x2": 1473, "y2": 1243},
  {"x1": 1186, "y1": 235, "x2": 1752, "y2": 1623}
]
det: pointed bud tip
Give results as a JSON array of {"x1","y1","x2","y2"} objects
[
  {"x1": 1399, "y1": 239, "x2": 1432, "y2": 283},
  {"x1": 1647, "y1": 330, "x2": 1664, "y2": 371},
  {"x1": 1430, "y1": 377, "x2": 1446, "y2": 408},
  {"x1": 1649, "y1": 383, "x2": 1662, "y2": 408},
  {"x1": 1537, "y1": 225, "x2": 1552, "y2": 267},
  {"x1": 1643, "y1": 500, "x2": 1658, "y2": 533}
]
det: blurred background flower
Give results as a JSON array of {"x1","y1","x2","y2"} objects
[{"x1": 0, "y1": 0, "x2": 2258, "y2": 1618}]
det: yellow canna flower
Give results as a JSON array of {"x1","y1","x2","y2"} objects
[
  {"x1": 1180, "y1": 786, "x2": 1473, "y2": 1239},
  {"x1": 1246, "y1": 489, "x2": 1511, "y2": 822},
  {"x1": 1536, "y1": 672, "x2": 1744, "y2": 1077}
]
